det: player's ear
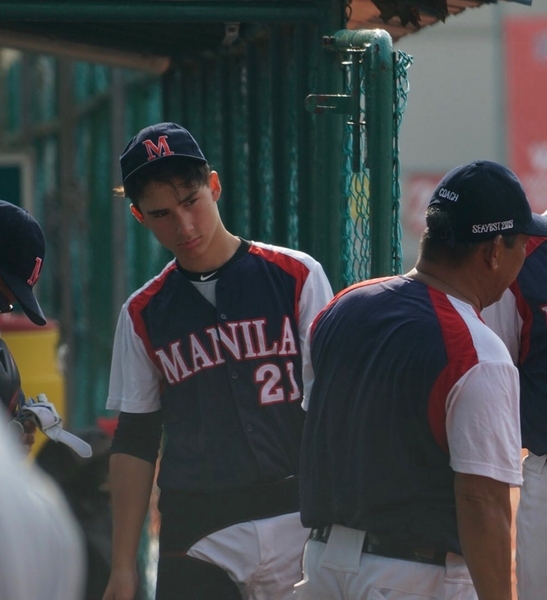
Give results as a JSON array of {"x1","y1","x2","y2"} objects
[
  {"x1": 209, "y1": 171, "x2": 222, "y2": 202},
  {"x1": 484, "y1": 235, "x2": 502, "y2": 270},
  {"x1": 130, "y1": 204, "x2": 144, "y2": 223}
]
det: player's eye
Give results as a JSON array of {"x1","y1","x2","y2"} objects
[{"x1": 183, "y1": 197, "x2": 198, "y2": 208}]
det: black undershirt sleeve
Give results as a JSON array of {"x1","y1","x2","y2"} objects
[{"x1": 111, "y1": 410, "x2": 163, "y2": 465}]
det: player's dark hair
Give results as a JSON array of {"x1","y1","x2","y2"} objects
[
  {"x1": 121, "y1": 158, "x2": 212, "y2": 206},
  {"x1": 420, "y1": 206, "x2": 518, "y2": 265}
]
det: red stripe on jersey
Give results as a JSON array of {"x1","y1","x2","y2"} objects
[
  {"x1": 127, "y1": 262, "x2": 178, "y2": 368},
  {"x1": 513, "y1": 237, "x2": 547, "y2": 363},
  {"x1": 427, "y1": 288, "x2": 479, "y2": 453},
  {"x1": 511, "y1": 279, "x2": 532, "y2": 364},
  {"x1": 526, "y1": 236, "x2": 547, "y2": 257},
  {"x1": 248, "y1": 245, "x2": 310, "y2": 323},
  {"x1": 309, "y1": 276, "x2": 395, "y2": 339}
]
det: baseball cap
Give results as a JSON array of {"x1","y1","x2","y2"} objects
[
  {"x1": 428, "y1": 160, "x2": 547, "y2": 243},
  {"x1": 0, "y1": 201, "x2": 46, "y2": 326},
  {"x1": 120, "y1": 122, "x2": 207, "y2": 186}
]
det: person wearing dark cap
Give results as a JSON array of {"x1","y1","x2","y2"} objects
[
  {"x1": 482, "y1": 223, "x2": 547, "y2": 599},
  {"x1": 0, "y1": 199, "x2": 46, "y2": 326},
  {"x1": 0, "y1": 199, "x2": 46, "y2": 450},
  {"x1": 0, "y1": 200, "x2": 86, "y2": 599},
  {"x1": 294, "y1": 161, "x2": 547, "y2": 600},
  {"x1": 102, "y1": 123, "x2": 333, "y2": 600}
]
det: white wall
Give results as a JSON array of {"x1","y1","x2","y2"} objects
[{"x1": 392, "y1": 1, "x2": 547, "y2": 269}]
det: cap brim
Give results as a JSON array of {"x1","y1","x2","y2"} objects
[
  {"x1": 522, "y1": 213, "x2": 547, "y2": 238},
  {"x1": 0, "y1": 269, "x2": 46, "y2": 326}
]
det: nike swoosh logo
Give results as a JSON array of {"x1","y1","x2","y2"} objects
[{"x1": 200, "y1": 271, "x2": 218, "y2": 281}]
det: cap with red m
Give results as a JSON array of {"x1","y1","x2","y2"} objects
[
  {"x1": 0, "y1": 200, "x2": 46, "y2": 326},
  {"x1": 119, "y1": 122, "x2": 207, "y2": 188}
]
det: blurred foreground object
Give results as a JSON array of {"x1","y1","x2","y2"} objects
[
  {"x1": 0, "y1": 414, "x2": 85, "y2": 599},
  {"x1": 36, "y1": 423, "x2": 146, "y2": 600}
]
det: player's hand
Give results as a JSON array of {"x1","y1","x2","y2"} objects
[
  {"x1": 20, "y1": 420, "x2": 36, "y2": 454},
  {"x1": 102, "y1": 567, "x2": 140, "y2": 600}
]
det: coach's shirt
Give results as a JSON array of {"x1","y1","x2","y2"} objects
[
  {"x1": 107, "y1": 240, "x2": 333, "y2": 492},
  {"x1": 300, "y1": 275, "x2": 522, "y2": 554},
  {"x1": 483, "y1": 237, "x2": 547, "y2": 456}
]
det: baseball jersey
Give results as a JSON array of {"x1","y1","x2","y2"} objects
[
  {"x1": 107, "y1": 240, "x2": 333, "y2": 492},
  {"x1": 482, "y1": 237, "x2": 547, "y2": 456},
  {"x1": 300, "y1": 276, "x2": 522, "y2": 553}
]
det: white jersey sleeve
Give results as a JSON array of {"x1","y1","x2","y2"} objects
[
  {"x1": 481, "y1": 288, "x2": 522, "y2": 364},
  {"x1": 298, "y1": 261, "x2": 333, "y2": 349},
  {"x1": 106, "y1": 305, "x2": 162, "y2": 413},
  {"x1": 446, "y1": 360, "x2": 522, "y2": 485}
]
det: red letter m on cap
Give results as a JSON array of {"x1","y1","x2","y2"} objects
[
  {"x1": 27, "y1": 257, "x2": 43, "y2": 286},
  {"x1": 142, "y1": 136, "x2": 175, "y2": 162}
]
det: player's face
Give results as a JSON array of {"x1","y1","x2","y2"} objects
[
  {"x1": 136, "y1": 172, "x2": 224, "y2": 270},
  {"x1": 487, "y1": 232, "x2": 529, "y2": 306}
]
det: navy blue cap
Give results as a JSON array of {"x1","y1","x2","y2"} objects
[
  {"x1": 428, "y1": 160, "x2": 547, "y2": 243},
  {"x1": 0, "y1": 201, "x2": 46, "y2": 326},
  {"x1": 120, "y1": 122, "x2": 207, "y2": 186}
]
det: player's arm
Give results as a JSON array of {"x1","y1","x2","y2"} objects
[
  {"x1": 103, "y1": 453, "x2": 155, "y2": 600},
  {"x1": 454, "y1": 473, "x2": 512, "y2": 600},
  {"x1": 103, "y1": 410, "x2": 162, "y2": 600},
  {"x1": 445, "y1": 357, "x2": 521, "y2": 600}
]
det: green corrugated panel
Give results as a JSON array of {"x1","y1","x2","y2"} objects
[
  {"x1": 200, "y1": 56, "x2": 225, "y2": 218},
  {"x1": 33, "y1": 135, "x2": 59, "y2": 317},
  {"x1": 5, "y1": 54, "x2": 22, "y2": 134},
  {"x1": 30, "y1": 55, "x2": 57, "y2": 124},
  {"x1": 221, "y1": 49, "x2": 250, "y2": 239},
  {"x1": 246, "y1": 38, "x2": 274, "y2": 241},
  {"x1": 87, "y1": 107, "x2": 114, "y2": 421},
  {"x1": 74, "y1": 62, "x2": 110, "y2": 104}
]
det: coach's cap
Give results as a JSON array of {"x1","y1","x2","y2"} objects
[
  {"x1": 428, "y1": 160, "x2": 547, "y2": 243},
  {"x1": 0, "y1": 200, "x2": 46, "y2": 326},
  {"x1": 120, "y1": 122, "x2": 207, "y2": 186}
]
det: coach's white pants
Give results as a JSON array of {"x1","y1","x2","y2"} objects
[
  {"x1": 516, "y1": 451, "x2": 547, "y2": 600},
  {"x1": 293, "y1": 525, "x2": 477, "y2": 600},
  {"x1": 186, "y1": 511, "x2": 308, "y2": 600}
]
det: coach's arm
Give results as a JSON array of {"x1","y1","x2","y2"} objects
[{"x1": 455, "y1": 472, "x2": 512, "y2": 600}]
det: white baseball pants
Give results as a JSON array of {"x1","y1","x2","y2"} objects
[
  {"x1": 516, "y1": 451, "x2": 547, "y2": 600},
  {"x1": 186, "y1": 511, "x2": 308, "y2": 600},
  {"x1": 293, "y1": 525, "x2": 477, "y2": 600}
]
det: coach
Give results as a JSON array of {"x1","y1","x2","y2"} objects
[{"x1": 295, "y1": 160, "x2": 547, "y2": 600}]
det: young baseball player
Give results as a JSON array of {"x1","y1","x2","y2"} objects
[
  {"x1": 0, "y1": 199, "x2": 45, "y2": 451},
  {"x1": 0, "y1": 199, "x2": 86, "y2": 600},
  {"x1": 295, "y1": 161, "x2": 547, "y2": 600},
  {"x1": 102, "y1": 122, "x2": 333, "y2": 600},
  {"x1": 482, "y1": 235, "x2": 547, "y2": 600}
]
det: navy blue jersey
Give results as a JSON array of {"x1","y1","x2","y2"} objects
[
  {"x1": 107, "y1": 241, "x2": 333, "y2": 492},
  {"x1": 484, "y1": 237, "x2": 547, "y2": 455},
  {"x1": 300, "y1": 275, "x2": 521, "y2": 553}
]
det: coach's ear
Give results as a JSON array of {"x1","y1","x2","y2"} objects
[{"x1": 130, "y1": 204, "x2": 144, "y2": 223}]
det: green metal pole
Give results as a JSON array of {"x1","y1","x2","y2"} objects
[
  {"x1": 332, "y1": 28, "x2": 395, "y2": 278},
  {"x1": 310, "y1": 0, "x2": 345, "y2": 292}
]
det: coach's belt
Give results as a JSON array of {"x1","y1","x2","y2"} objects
[{"x1": 309, "y1": 526, "x2": 447, "y2": 566}]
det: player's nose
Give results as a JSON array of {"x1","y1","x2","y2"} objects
[{"x1": 173, "y1": 207, "x2": 194, "y2": 236}]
